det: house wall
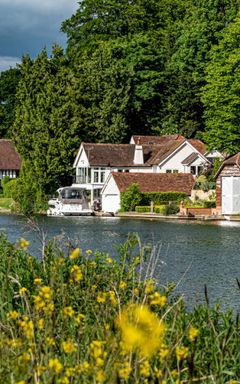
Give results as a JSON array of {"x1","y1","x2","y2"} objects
[
  {"x1": 75, "y1": 147, "x2": 89, "y2": 168},
  {"x1": 216, "y1": 165, "x2": 240, "y2": 212},
  {"x1": 158, "y1": 143, "x2": 205, "y2": 173},
  {"x1": 101, "y1": 176, "x2": 121, "y2": 213}
]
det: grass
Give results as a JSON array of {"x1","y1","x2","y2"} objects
[
  {"x1": 0, "y1": 197, "x2": 14, "y2": 210},
  {"x1": 0, "y1": 233, "x2": 240, "y2": 383}
]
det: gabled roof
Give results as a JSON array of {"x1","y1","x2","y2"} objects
[
  {"x1": 188, "y1": 139, "x2": 206, "y2": 154},
  {"x1": 215, "y1": 153, "x2": 240, "y2": 178},
  {"x1": 131, "y1": 134, "x2": 184, "y2": 145},
  {"x1": 182, "y1": 152, "x2": 199, "y2": 165},
  {"x1": 111, "y1": 172, "x2": 195, "y2": 195},
  {"x1": 145, "y1": 139, "x2": 185, "y2": 165},
  {"x1": 0, "y1": 140, "x2": 21, "y2": 170}
]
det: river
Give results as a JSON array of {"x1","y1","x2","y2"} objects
[{"x1": 1, "y1": 214, "x2": 240, "y2": 311}]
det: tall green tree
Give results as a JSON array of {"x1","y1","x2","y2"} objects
[
  {"x1": 201, "y1": 12, "x2": 240, "y2": 154},
  {"x1": 161, "y1": 0, "x2": 239, "y2": 138},
  {"x1": 13, "y1": 47, "x2": 82, "y2": 213},
  {"x1": 0, "y1": 68, "x2": 21, "y2": 137}
]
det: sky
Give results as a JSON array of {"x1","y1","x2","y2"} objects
[{"x1": 0, "y1": 0, "x2": 79, "y2": 71}]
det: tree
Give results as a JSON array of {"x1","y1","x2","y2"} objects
[
  {"x1": 0, "y1": 68, "x2": 21, "y2": 137},
  {"x1": 161, "y1": 0, "x2": 239, "y2": 138},
  {"x1": 12, "y1": 47, "x2": 82, "y2": 213},
  {"x1": 201, "y1": 12, "x2": 240, "y2": 154}
]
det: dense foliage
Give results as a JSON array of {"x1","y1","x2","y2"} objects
[
  {"x1": 1, "y1": 233, "x2": 240, "y2": 383},
  {"x1": 1, "y1": 0, "x2": 240, "y2": 211}
]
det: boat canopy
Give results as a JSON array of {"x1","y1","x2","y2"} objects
[{"x1": 58, "y1": 187, "x2": 86, "y2": 200}]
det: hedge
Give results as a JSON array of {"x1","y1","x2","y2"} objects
[{"x1": 141, "y1": 192, "x2": 187, "y2": 205}]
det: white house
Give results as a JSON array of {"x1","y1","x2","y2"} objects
[
  {"x1": 72, "y1": 135, "x2": 220, "y2": 203},
  {"x1": 101, "y1": 172, "x2": 195, "y2": 213}
]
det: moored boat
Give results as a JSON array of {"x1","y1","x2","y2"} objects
[{"x1": 47, "y1": 187, "x2": 93, "y2": 216}]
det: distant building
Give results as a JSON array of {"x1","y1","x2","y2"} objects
[
  {"x1": 0, "y1": 140, "x2": 21, "y2": 179},
  {"x1": 101, "y1": 172, "x2": 195, "y2": 213},
  {"x1": 73, "y1": 135, "x2": 222, "y2": 203}
]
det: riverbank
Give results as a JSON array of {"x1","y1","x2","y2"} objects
[{"x1": 116, "y1": 211, "x2": 225, "y2": 221}]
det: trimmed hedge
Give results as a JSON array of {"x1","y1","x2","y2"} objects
[
  {"x1": 135, "y1": 205, "x2": 167, "y2": 214},
  {"x1": 141, "y1": 192, "x2": 187, "y2": 205}
]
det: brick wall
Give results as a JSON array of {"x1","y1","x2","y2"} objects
[{"x1": 185, "y1": 207, "x2": 212, "y2": 216}]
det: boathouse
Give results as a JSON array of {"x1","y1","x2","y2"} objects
[{"x1": 215, "y1": 153, "x2": 240, "y2": 215}]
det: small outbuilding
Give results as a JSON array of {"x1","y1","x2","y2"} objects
[
  {"x1": 215, "y1": 153, "x2": 240, "y2": 215},
  {"x1": 101, "y1": 172, "x2": 195, "y2": 213},
  {"x1": 0, "y1": 140, "x2": 21, "y2": 179}
]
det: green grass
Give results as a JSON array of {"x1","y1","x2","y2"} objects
[{"x1": 0, "y1": 197, "x2": 14, "y2": 210}]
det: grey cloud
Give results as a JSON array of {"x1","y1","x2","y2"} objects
[{"x1": 0, "y1": 56, "x2": 21, "y2": 71}]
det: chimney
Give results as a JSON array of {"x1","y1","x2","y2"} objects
[{"x1": 133, "y1": 138, "x2": 144, "y2": 165}]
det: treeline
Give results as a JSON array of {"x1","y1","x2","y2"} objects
[{"x1": 1, "y1": 0, "x2": 240, "y2": 213}]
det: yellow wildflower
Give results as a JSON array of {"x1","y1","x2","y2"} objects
[
  {"x1": 63, "y1": 306, "x2": 74, "y2": 317},
  {"x1": 19, "y1": 287, "x2": 28, "y2": 295},
  {"x1": 92, "y1": 284, "x2": 97, "y2": 290},
  {"x1": 48, "y1": 358, "x2": 63, "y2": 374},
  {"x1": 96, "y1": 370, "x2": 105, "y2": 383},
  {"x1": 75, "y1": 313, "x2": 85, "y2": 324},
  {"x1": 70, "y1": 248, "x2": 81, "y2": 260},
  {"x1": 176, "y1": 346, "x2": 189, "y2": 361},
  {"x1": 119, "y1": 281, "x2": 127, "y2": 290},
  {"x1": 62, "y1": 340, "x2": 77, "y2": 353},
  {"x1": 65, "y1": 367, "x2": 75, "y2": 377},
  {"x1": 150, "y1": 292, "x2": 167, "y2": 307},
  {"x1": 18, "y1": 319, "x2": 34, "y2": 339},
  {"x1": 46, "y1": 337, "x2": 56, "y2": 346},
  {"x1": 17, "y1": 381, "x2": 26, "y2": 384},
  {"x1": 118, "y1": 362, "x2": 132, "y2": 380},
  {"x1": 97, "y1": 292, "x2": 107, "y2": 303},
  {"x1": 90, "y1": 261, "x2": 96, "y2": 268},
  {"x1": 117, "y1": 303, "x2": 165, "y2": 357},
  {"x1": 59, "y1": 377, "x2": 69, "y2": 384},
  {"x1": 69, "y1": 265, "x2": 83, "y2": 283},
  {"x1": 86, "y1": 249, "x2": 92, "y2": 255},
  {"x1": 145, "y1": 279, "x2": 155, "y2": 293},
  {"x1": 140, "y1": 360, "x2": 150, "y2": 377},
  {"x1": 18, "y1": 238, "x2": 29, "y2": 250},
  {"x1": 36, "y1": 365, "x2": 46, "y2": 376},
  {"x1": 38, "y1": 318, "x2": 44, "y2": 330},
  {"x1": 154, "y1": 368, "x2": 163, "y2": 379},
  {"x1": 75, "y1": 361, "x2": 90, "y2": 374},
  {"x1": 109, "y1": 290, "x2": 117, "y2": 306},
  {"x1": 7, "y1": 310, "x2": 19, "y2": 320},
  {"x1": 18, "y1": 352, "x2": 31, "y2": 363},
  {"x1": 106, "y1": 257, "x2": 113, "y2": 263},
  {"x1": 34, "y1": 278, "x2": 42, "y2": 285},
  {"x1": 39, "y1": 286, "x2": 53, "y2": 300},
  {"x1": 171, "y1": 369, "x2": 178, "y2": 378},
  {"x1": 188, "y1": 326, "x2": 199, "y2": 341}
]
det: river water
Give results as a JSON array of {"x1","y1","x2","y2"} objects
[{"x1": 1, "y1": 214, "x2": 240, "y2": 311}]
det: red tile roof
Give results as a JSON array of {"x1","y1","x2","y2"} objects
[
  {"x1": 0, "y1": 140, "x2": 21, "y2": 170},
  {"x1": 111, "y1": 172, "x2": 195, "y2": 195},
  {"x1": 131, "y1": 134, "x2": 184, "y2": 145},
  {"x1": 188, "y1": 139, "x2": 206, "y2": 154}
]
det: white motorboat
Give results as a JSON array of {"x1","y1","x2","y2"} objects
[{"x1": 47, "y1": 187, "x2": 93, "y2": 216}]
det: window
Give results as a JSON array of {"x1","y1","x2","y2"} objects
[
  {"x1": 166, "y1": 170, "x2": 172, "y2": 173},
  {"x1": 173, "y1": 170, "x2": 179, "y2": 173},
  {"x1": 92, "y1": 168, "x2": 106, "y2": 184},
  {"x1": 190, "y1": 166, "x2": 196, "y2": 175}
]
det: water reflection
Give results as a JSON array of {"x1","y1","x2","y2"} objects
[{"x1": 1, "y1": 214, "x2": 240, "y2": 311}]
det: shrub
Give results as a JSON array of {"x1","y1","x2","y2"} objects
[
  {"x1": 135, "y1": 206, "x2": 151, "y2": 213},
  {"x1": 120, "y1": 183, "x2": 142, "y2": 211},
  {"x1": 154, "y1": 205, "x2": 166, "y2": 214},
  {"x1": 164, "y1": 202, "x2": 180, "y2": 215}
]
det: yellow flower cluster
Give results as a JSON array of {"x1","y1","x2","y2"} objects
[
  {"x1": 18, "y1": 317, "x2": 34, "y2": 340},
  {"x1": 149, "y1": 292, "x2": 167, "y2": 307},
  {"x1": 188, "y1": 326, "x2": 199, "y2": 341},
  {"x1": 117, "y1": 304, "x2": 165, "y2": 357},
  {"x1": 69, "y1": 264, "x2": 83, "y2": 283},
  {"x1": 63, "y1": 306, "x2": 75, "y2": 318},
  {"x1": 18, "y1": 238, "x2": 29, "y2": 250},
  {"x1": 117, "y1": 361, "x2": 132, "y2": 380},
  {"x1": 90, "y1": 340, "x2": 107, "y2": 383},
  {"x1": 176, "y1": 346, "x2": 189, "y2": 362},
  {"x1": 34, "y1": 286, "x2": 54, "y2": 315},
  {"x1": 48, "y1": 358, "x2": 63, "y2": 374},
  {"x1": 145, "y1": 279, "x2": 155, "y2": 293},
  {"x1": 62, "y1": 340, "x2": 77, "y2": 353},
  {"x1": 70, "y1": 248, "x2": 81, "y2": 260}
]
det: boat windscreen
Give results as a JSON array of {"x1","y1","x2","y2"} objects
[{"x1": 60, "y1": 189, "x2": 84, "y2": 199}]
